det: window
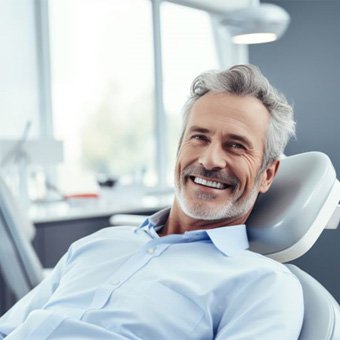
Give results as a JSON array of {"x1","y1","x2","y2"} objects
[
  {"x1": 49, "y1": 0, "x2": 155, "y2": 193},
  {"x1": 0, "y1": 0, "x2": 43, "y2": 204},
  {"x1": 0, "y1": 0, "x2": 40, "y2": 139}
]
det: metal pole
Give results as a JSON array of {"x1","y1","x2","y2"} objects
[
  {"x1": 33, "y1": 0, "x2": 58, "y2": 191},
  {"x1": 151, "y1": 0, "x2": 167, "y2": 188},
  {"x1": 34, "y1": 0, "x2": 53, "y2": 138}
]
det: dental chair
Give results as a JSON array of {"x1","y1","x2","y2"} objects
[
  {"x1": 246, "y1": 151, "x2": 340, "y2": 339},
  {"x1": 112, "y1": 151, "x2": 340, "y2": 340},
  {"x1": 0, "y1": 174, "x2": 46, "y2": 302}
]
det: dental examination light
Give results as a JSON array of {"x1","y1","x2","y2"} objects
[
  {"x1": 166, "y1": 0, "x2": 290, "y2": 45},
  {"x1": 219, "y1": 0, "x2": 290, "y2": 44}
]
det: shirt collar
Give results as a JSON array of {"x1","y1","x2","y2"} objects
[
  {"x1": 139, "y1": 207, "x2": 170, "y2": 232},
  {"x1": 138, "y1": 208, "x2": 249, "y2": 256},
  {"x1": 205, "y1": 225, "x2": 249, "y2": 256}
]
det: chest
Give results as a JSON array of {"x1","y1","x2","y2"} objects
[{"x1": 43, "y1": 239, "x2": 251, "y2": 339}]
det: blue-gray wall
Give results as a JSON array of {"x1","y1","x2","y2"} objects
[{"x1": 249, "y1": 0, "x2": 340, "y2": 302}]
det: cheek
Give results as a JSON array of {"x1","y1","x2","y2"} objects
[
  {"x1": 228, "y1": 157, "x2": 261, "y2": 187},
  {"x1": 174, "y1": 160, "x2": 181, "y2": 181},
  {"x1": 174, "y1": 149, "x2": 186, "y2": 181},
  {"x1": 177, "y1": 144, "x2": 197, "y2": 167}
]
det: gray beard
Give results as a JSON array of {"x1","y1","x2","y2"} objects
[{"x1": 175, "y1": 179, "x2": 260, "y2": 221}]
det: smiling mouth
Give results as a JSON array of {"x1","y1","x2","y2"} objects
[{"x1": 189, "y1": 176, "x2": 231, "y2": 190}]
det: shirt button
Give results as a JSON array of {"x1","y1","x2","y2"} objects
[
  {"x1": 147, "y1": 247, "x2": 156, "y2": 254},
  {"x1": 111, "y1": 279, "x2": 120, "y2": 286}
]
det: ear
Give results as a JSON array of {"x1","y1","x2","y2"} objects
[{"x1": 259, "y1": 159, "x2": 280, "y2": 193}]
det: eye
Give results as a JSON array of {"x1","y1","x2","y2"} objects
[
  {"x1": 230, "y1": 142, "x2": 244, "y2": 149},
  {"x1": 226, "y1": 142, "x2": 246, "y2": 153},
  {"x1": 190, "y1": 134, "x2": 209, "y2": 142}
]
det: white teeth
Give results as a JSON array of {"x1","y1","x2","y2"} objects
[{"x1": 193, "y1": 177, "x2": 225, "y2": 189}]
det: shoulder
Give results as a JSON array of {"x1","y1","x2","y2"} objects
[
  {"x1": 218, "y1": 251, "x2": 304, "y2": 335},
  {"x1": 216, "y1": 254, "x2": 304, "y2": 339},
  {"x1": 238, "y1": 249, "x2": 297, "y2": 274},
  {"x1": 227, "y1": 249, "x2": 303, "y2": 294}
]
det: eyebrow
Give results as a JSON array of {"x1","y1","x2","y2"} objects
[{"x1": 187, "y1": 126, "x2": 210, "y2": 134}]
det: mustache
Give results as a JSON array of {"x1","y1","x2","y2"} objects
[{"x1": 182, "y1": 165, "x2": 239, "y2": 188}]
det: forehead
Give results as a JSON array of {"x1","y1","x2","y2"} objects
[{"x1": 186, "y1": 92, "x2": 270, "y2": 146}]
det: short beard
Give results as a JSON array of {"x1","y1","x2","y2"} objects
[{"x1": 175, "y1": 165, "x2": 261, "y2": 221}]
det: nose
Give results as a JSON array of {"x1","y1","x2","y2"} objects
[{"x1": 198, "y1": 142, "x2": 227, "y2": 170}]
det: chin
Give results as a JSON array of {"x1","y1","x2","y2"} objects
[
  {"x1": 175, "y1": 187, "x2": 257, "y2": 222},
  {"x1": 176, "y1": 191, "x2": 232, "y2": 221}
]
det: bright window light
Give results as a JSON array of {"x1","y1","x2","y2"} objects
[{"x1": 49, "y1": 0, "x2": 155, "y2": 193}]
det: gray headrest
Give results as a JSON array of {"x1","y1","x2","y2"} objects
[{"x1": 247, "y1": 152, "x2": 340, "y2": 262}]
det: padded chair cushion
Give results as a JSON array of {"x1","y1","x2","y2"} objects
[
  {"x1": 246, "y1": 152, "x2": 340, "y2": 262},
  {"x1": 286, "y1": 264, "x2": 340, "y2": 340}
]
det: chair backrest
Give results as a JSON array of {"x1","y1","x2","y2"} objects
[
  {"x1": 286, "y1": 264, "x2": 340, "y2": 340},
  {"x1": 0, "y1": 174, "x2": 44, "y2": 300},
  {"x1": 247, "y1": 151, "x2": 340, "y2": 262},
  {"x1": 246, "y1": 152, "x2": 340, "y2": 340}
]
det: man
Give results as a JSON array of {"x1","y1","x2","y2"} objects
[{"x1": 0, "y1": 65, "x2": 303, "y2": 339}]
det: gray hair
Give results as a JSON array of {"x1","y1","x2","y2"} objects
[{"x1": 180, "y1": 64, "x2": 296, "y2": 170}]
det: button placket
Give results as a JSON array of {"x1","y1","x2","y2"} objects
[{"x1": 90, "y1": 240, "x2": 168, "y2": 311}]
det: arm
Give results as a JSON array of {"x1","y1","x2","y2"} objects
[
  {"x1": 0, "y1": 250, "x2": 70, "y2": 338},
  {"x1": 215, "y1": 269, "x2": 304, "y2": 340}
]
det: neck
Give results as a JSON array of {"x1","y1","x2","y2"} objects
[{"x1": 159, "y1": 199, "x2": 250, "y2": 236}]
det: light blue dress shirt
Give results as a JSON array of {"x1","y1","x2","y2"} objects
[{"x1": 0, "y1": 208, "x2": 303, "y2": 339}]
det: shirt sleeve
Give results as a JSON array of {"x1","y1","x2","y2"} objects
[
  {"x1": 215, "y1": 268, "x2": 304, "y2": 340},
  {"x1": 0, "y1": 249, "x2": 71, "y2": 338}
]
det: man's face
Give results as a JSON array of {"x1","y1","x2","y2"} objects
[{"x1": 174, "y1": 92, "x2": 278, "y2": 223}]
